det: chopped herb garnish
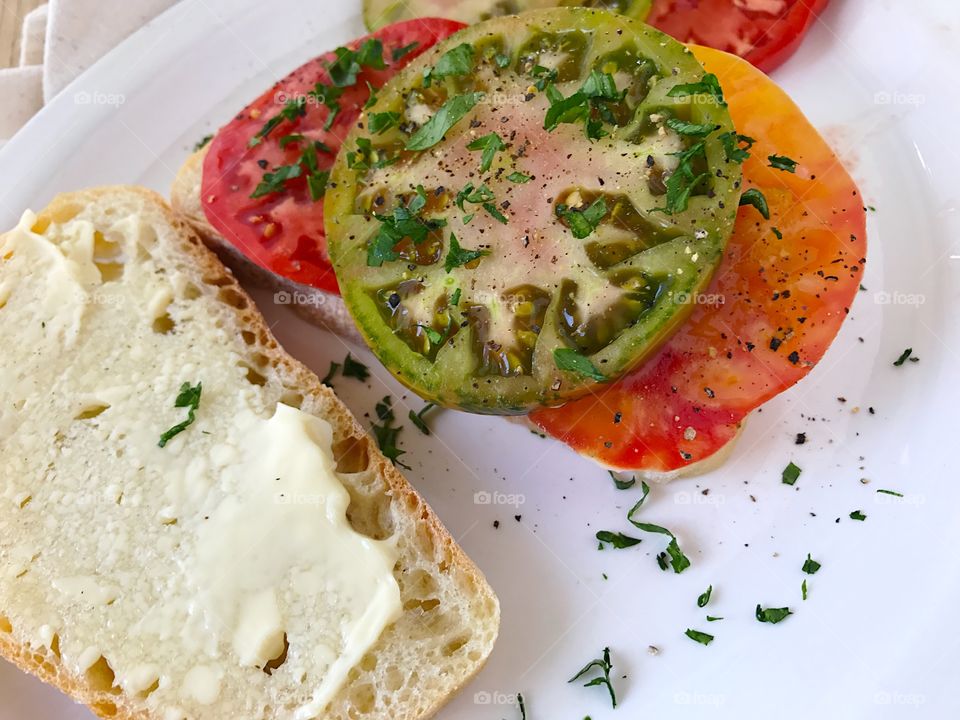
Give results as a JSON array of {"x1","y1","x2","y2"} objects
[
  {"x1": 553, "y1": 348, "x2": 605, "y2": 382},
  {"x1": 369, "y1": 186, "x2": 446, "y2": 267},
  {"x1": 307, "y1": 171, "x2": 330, "y2": 202},
  {"x1": 193, "y1": 134, "x2": 213, "y2": 152},
  {"x1": 308, "y1": 84, "x2": 345, "y2": 131},
  {"x1": 343, "y1": 353, "x2": 370, "y2": 381},
  {"x1": 392, "y1": 41, "x2": 419, "y2": 61},
  {"x1": 326, "y1": 38, "x2": 385, "y2": 87},
  {"x1": 557, "y1": 197, "x2": 607, "y2": 239},
  {"x1": 450, "y1": 288, "x2": 462, "y2": 306},
  {"x1": 739, "y1": 188, "x2": 770, "y2": 219},
  {"x1": 370, "y1": 396, "x2": 409, "y2": 469},
  {"x1": 655, "y1": 141, "x2": 708, "y2": 215},
  {"x1": 346, "y1": 136, "x2": 398, "y2": 172},
  {"x1": 627, "y1": 481, "x2": 651, "y2": 513},
  {"x1": 667, "y1": 73, "x2": 726, "y2": 106},
  {"x1": 768, "y1": 154, "x2": 799, "y2": 173},
  {"x1": 697, "y1": 585, "x2": 713, "y2": 608},
  {"x1": 849, "y1": 510, "x2": 867, "y2": 521},
  {"x1": 877, "y1": 489, "x2": 903, "y2": 497},
  {"x1": 772, "y1": 226, "x2": 783, "y2": 240},
  {"x1": 609, "y1": 470, "x2": 635, "y2": 490},
  {"x1": 507, "y1": 171, "x2": 532, "y2": 183},
  {"x1": 321, "y1": 361, "x2": 341, "y2": 386},
  {"x1": 158, "y1": 381, "x2": 202, "y2": 448},
  {"x1": 250, "y1": 162, "x2": 301, "y2": 199},
  {"x1": 543, "y1": 70, "x2": 624, "y2": 140},
  {"x1": 656, "y1": 552, "x2": 669, "y2": 571},
  {"x1": 685, "y1": 629, "x2": 714, "y2": 646},
  {"x1": 706, "y1": 616, "x2": 723, "y2": 622},
  {"x1": 408, "y1": 403, "x2": 436, "y2": 435},
  {"x1": 249, "y1": 98, "x2": 306, "y2": 147},
  {"x1": 444, "y1": 232, "x2": 490, "y2": 273},
  {"x1": 418, "y1": 324, "x2": 444, "y2": 345},
  {"x1": 782, "y1": 461, "x2": 801, "y2": 486},
  {"x1": 755, "y1": 604, "x2": 792, "y2": 624},
  {"x1": 893, "y1": 348, "x2": 915, "y2": 366},
  {"x1": 596, "y1": 531, "x2": 643, "y2": 550},
  {"x1": 569, "y1": 647, "x2": 617, "y2": 709},
  {"x1": 494, "y1": 52, "x2": 511, "y2": 69},
  {"x1": 718, "y1": 131, "x2": 754, "y2": 163},
  {"x1": 802, "y1": 579, "x2": 809, "y2": 601},
  {"x1": 627, "y1": 512, "x2": 690, "y2": 573},
  {"x1": 466, "y1": 132, "x2": 506, "y2": 173},
  {"x1": 424, "y1": 43, "x2": 474, "y2": 86},
  {"x1": 665, "y1": 118, "x2": 718, "y2": 136},
  {"x1": 406, "y1": 92, "x2": 484, "y2": 151},
  {"x1": 368, "y1": 111, "x2": 400, "y2": 134},
  {"x1": 802, "y1": 554, "x2": 821, "y2": 575}
]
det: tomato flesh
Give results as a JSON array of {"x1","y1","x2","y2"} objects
[
  {"x1": 531, "y1": 44, "x2": 867, "y2": 472},
  {"x1": 646, "y1": 0, "x2": 829, "y2": 73},
  {"x1": 200, "y1": 19, "x2": 466, "y2": 295}
]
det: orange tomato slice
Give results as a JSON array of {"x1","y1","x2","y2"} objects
[{"x1": 530, "y1": 45, "x2": 867, "y2": 473}]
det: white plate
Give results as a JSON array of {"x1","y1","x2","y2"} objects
[{"x1": 2, "y1": 1, "x2": 959, "y2": 718}]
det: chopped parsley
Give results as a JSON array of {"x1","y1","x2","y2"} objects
[
  {"x1": 326, "y1": 38, "x2": 385, "y2": 88},
  {"x1": 418, "y1": 324, "x2": 444, "y2": 345},
  {"x1": 553, "y1": 348, "x2": 605, "y2": 382},
  {"x1": 685, "y1": 629, "x2": 714, "y2": 646},
  {"x1": 893, "y1": 348, "x2": 916, "y2": 366},
  {"x1": 346, "y1": 136, "x2": 398, "y2": 172},
  {"x1": 706, "y1": 616, "x2": 723, "y2": 622},
  {"x1": 308, "y1": 83, "x2": 345, "y2": 130},
  {"x1": 627, "y1": 481, "x2": 651, "y2": 512},
  {"x1": 543, "y1": 70, "x2": 625, "y2": 140},
  {"x1": 193, "y1": 134, "x2": 213, "y2": 152},
  {"x1": 609, "y1": 470, "x2": 636, "y2": 490},
  {"x1": 368, "y1": 111, "x2": 400, "y2": 134},
  {"x1": 466, "y1": 132, "x2": 506, "y2": 173},
  {"x1": 507, "y1": 171, "x2": 532, "y2": 183},
  {"x1": 718, "y1": 131, "x2": 754, "y2": 163},
  {"x1": 342, "y1": 353, "x2": 370, "y2": 381},
  {"x1": 321, "y1": 361, "x2": 341, "y2": 386},
  {"x1": 877, "y1": 489, "x2": 903, "y2": 497},
  {"x1": 406, "y1": 92, "x2": 484, "y2": 151},
  {"x1": 768, "y1": 154, "x2": 799, "y2": 173},
  {"x1": 158, "y1": 381, "x2": 202, "y2": 448},
  {"x1": 450, "y1": 288, "x2": 462, "y2": 306},
  {"x1": 569, "y1": 647, "x2": 617, "y2": 708},
  {"x1": 455, "y1": 183, "x2": 508, "y2": 224},
  {"x1": 656, "y1": 141, "x2": 709, "y2": 215},
  {"x1": 667, "y1": 73, "x2": 726, "y2": 106},
  {"x1": 596, "y1": 531, "x2": 643, "y2": 550},
  {"x1": 444, "y1": 232, "x2": 490, "y2": 273},
  {"x1": 802, "y1": 579, "x2": 809, "y2": 601},
  {"x1": 627, "y1": 503, "x2": 690, "y2": 573},
  {"x1": 249, "y1": 98, "x2": 306, "y2": 148},
  {"x1": 557, "y1": 197, "x2": 607, "y2": 239},
  {"x1": 369, "y1": 186, "x2": 446, "y2": 267},
  {"x1": 849, "y1": 510, "x2": 867, "y2": 521},
  {"x1": 802, "y1": 554, "x2": 821, "y2": 575},
  {"x1": 755, "y1": 605, "x2": 792, "y2": 624},
  {"x1": 408, "y1": 403, "x2": 436, "y2": 435},
  {"x1": 772, "y1": 226, "x2": 783, "y2": 240},
  {"x1": 697, "y1": 585, "x2": 713, "y2": 608},
  {"x1": 391, "y1": 41, "x2": 419, "y2": 61},
  {"x1": 782, "y1": 461, "x2": 801, "y2": 486},
  {"x1": 739, "y1": 188, "x2": 770, "y2": 219},
  {"x1": 665, "y1": 118, "x2": 718, "y2": 137},
  {"x1": 423, "y1": 43, "x2": 474, "y2": 86},
  {"x1": 370, "y1": 396, "x2": 409, "y2": 469},
  {"x1": 250, "y1": 163, "x2": 302, "y2": 199}
]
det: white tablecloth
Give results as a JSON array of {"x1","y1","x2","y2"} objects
[{"x1": 0, "y1": 0, "x2": 179, "y2": 146}]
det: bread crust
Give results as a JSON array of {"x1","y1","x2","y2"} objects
[
  {"x1": 170, "y1": 148, "x2": 362, "y2": 343},
  {"x1": 0, "y1": 186, "x2": 499, "y2": 720}
]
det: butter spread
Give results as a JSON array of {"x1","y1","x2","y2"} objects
[{"x1": 0, "y1": 209, "x2": 402, "y2": 718}]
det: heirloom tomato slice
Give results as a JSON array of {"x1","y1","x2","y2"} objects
[
  {"x1": 200, "y1": 18, "x2": 465, "y2": 295},
  {"x1": 531, "y1": 44, "x2": 867, "y2": 473},
  {"x1": 326, "y1": 9, "x2": 742, "y2": 413}
]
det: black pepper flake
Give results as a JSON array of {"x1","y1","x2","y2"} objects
[
  {"x1": 493, "y1": 520, "x2": 500, "y2": 529},
  {"x1": 769, "y1": 337, "x2": 782, "y2": 351},
  {"x1": 788, "y1": 351, "x2": 800, "y2": 365},
  {"x1": 795, "y1": 433, "x2": 807, "y2": 445},
  {"x1": 514, "y1": 515, "x2": 522, "y2": 522},
  {"x1": 613, "y1": 411, "x2": 622, "y2": 424},
  {"x1": 257, "y1": 159, "x2": 268, "y2": 169},
  {"x1": 704, "y1": 387, "x2": 715, "y2": 399}
]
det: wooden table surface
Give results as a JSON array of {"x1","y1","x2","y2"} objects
[{"x1": 0, "y1": 0, "x2": 45, "y2": 68}]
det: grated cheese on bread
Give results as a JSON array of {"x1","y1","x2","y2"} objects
[{"x1": 0, "y1": 187, "x2": 499, "y2": 720}]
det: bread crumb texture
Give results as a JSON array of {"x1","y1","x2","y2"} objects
[{"x1": 0, "y1": 188, "x2": 498, "y2": 720}]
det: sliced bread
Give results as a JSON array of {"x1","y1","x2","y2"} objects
[{"x1": 0, "y1": 186, "x2": 499, "y2": 720}]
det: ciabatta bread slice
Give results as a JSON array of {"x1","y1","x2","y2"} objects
[
  {"x1": 171, "y1": 148, "x2": 359, "y2": 343},
  {"x1": 0, "y1": 187, "x2": 498, "y2": 720}
]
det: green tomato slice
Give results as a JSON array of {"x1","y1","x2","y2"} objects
[
  {"x1": 364, "y1": 0, "x2": 652, "y2": 31},
  {"x1": 326, "y1": 9, "x2": 742, "y2": 413}
]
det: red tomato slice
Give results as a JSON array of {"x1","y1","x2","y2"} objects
[
  {"x1": 200, "y1": 19, "x2": 465, "y2": 295},
  {"x1": 531, "y1": 45, "x2": 867, "y2": 474},
  {"x1": 646, "y1": 0, "x2": 829, "y2": 74}
]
